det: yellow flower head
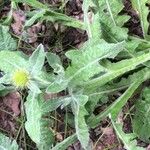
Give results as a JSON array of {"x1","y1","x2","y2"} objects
[{"x1": 12, "y1": 69, "x2": 30, "y2": 88}]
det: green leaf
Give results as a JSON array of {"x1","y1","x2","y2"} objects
[
  {"x1": 46, "y1": 52, "x2": 66, "y2": 93},
  {"x1": 28, "y1": 80, "x2": 41, "y2": 94},
  {"x1": 46, "y1": 79, "x2": 68, "y2": 93},
  {"x1": 25, "y1": 92, "x2": 55, "y2": 149},
  {"x1": 25, "y1": 9, "x2": 85, "y2": 29},
  {"x1": 65, "y1": 40, "x2": 125, "y2": 85},
  {"x1": 25, "y1": 10, "x2": 46, "y2": 27},
  {"x1": 82, "y1": 0, "x2": 100, "y2": 39},
  {"x1": 97, "y1": 0, "x2": 130, "y2": 42},
  {"x1": 33, "y1": 71, "x2": 54, "y2": 88},
  {"x1": 110, "y1": 82, "x2": 140, "y2": 120},
  {"x1": 84, "y1": 51, "x2": 150, "y2": 91},
  {"x1": 46, "y1": 52, "x2": 67, "y2": 93},
  {"x1": 111, "y1": 117, "x2": 144, "y2": 150},
  {"x1": 46, "y1": 52, "x2": 63, "y2": 73},
  {"x1": 0, "y1": 51, "x2": 27, "y2": 73},
  {"x1": 29, "y1": 44, "x2": 45, "y2": 75},
  {"x1": 25, "y1": 93, "x2": 72, "y2": 149},
  {"x1": 47, "y1": 40, "x2": 124, "y2": 92},
  {"x1": 42, "y1": 10, "x2": 84, "y2": 29},
  {"x1": 86, "y1": 67, "x2": 150, "y2": 114},
  {"x1": 0, "y1": 25, "x2": 17, "y2": 51},
  {"x1": 86, "y1": 93, "x2": 108, "y2": 114},
  {"x1": 52, "y1": 134, "x2": 77, "y2": 150},
  {"x1": 133, "y1": 87, "x2": 150, "y2": 142},
  {"x1": 88, "y1": 80, "x2": 141, "y2": 128},
  {"x1": 71, "y1": 95, "x2": 89, "y2": 149},
  {"x1": 131, "y1": 0, "x2": 149, "y2": 39},
  {"x1": 87, "y1": 67, "x2": 150, "y2": 128},
  {"x1": 14, "y1": 0, "x2": 48, "y2": 9},
  {"x1": 118, "y1": 39, "x2": 142, "y2": 58},
  {"x1": 0, "y1": 133, "x2": 18, "y2": 150},
  {"x1": 41, "y1": 96, "x2": 71, "y2": 114},
  {"x1": 99, "y1": 0, "x2": 128, "y2": 26},
  {"x1": 15, "y1": 0, "x2": 84, "y2": 29}
]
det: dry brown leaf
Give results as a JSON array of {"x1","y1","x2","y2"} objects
[
  {"x1": 25, "y1": 22, "x2": 42, "y2": 43},
  {"x1": 3, "y1": 92, "x2": 21, "y2": 116},
  {"x1": 56, "y1": 132, "x2": 63, "y2": 142},
  {"x1": 11, "y1": 10, "x2": 26, "y2": 35},
  {"x1": 101, "y1": 127, "x2": 114, "y2": 136}
]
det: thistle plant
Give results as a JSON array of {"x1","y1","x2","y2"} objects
[{"x1": 0, "y1": 0, "x2": 150, "y2": 149}]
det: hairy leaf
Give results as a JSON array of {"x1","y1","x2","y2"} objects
[
  {"x1": 0, "y1": 133, "x2": 18, "y2": 150},
  {"x1": 86, "y1": 67, "x2": 150, "y2": 114},
  {"x1": 25, "y1": 9, "x2": 84, "y2": 29},
  {"x1": 43, "y1": 10, "x2": 84, "y2": 29},
  {"x1": 46, "y1": 52, "x2": 67, "y2": 93},
  {"x1": 41, "y1": 96, "x2": 71, "y2": 113},
  {"x1": 25, "y1": 10, "x2": 46, "y2": 27},
  {"x1": 29, "y1": 44, "x2": 45, "y2": 75},
  {"x1": 15, "y1": 0, "x2": 84, "y2": 29},
  {"x1": 88, "y1": 81, "x2": 141, "y2": 128},
  {"x1": 71, "y1": 95, "x2": 89, "y2": 149},
  {"x1": 0, "y1": 51, "x2": 27, "y2": 73},
  {"x1": 46, "y1": 40, "x2": 125, "y2": 93},
  {"x1": 46, "y1": 52, "x2": 62, "y2": 71},
  {"x1": 82, "y1": 0, "x2": 100, "y2": 39},
  {"x1": 97, "y1": 0, "x2": 130, "y2": 42},
  {"x1": 131, "y1": 0, "x2": 150, "y2": 39},
  {"x1": 25, "y1": 92, "x2": 55, "y2": 149},
  {"x1": 66, "y1": 40, "x2": 125, "y2": 85},
  {"x1": 0, "y1": 25, "x2": 17, "y2": 51},
  {"x1": 25, "y1": 93, "x2": 72, "y2": 149},
  {"x1": 84, "y1": 51, "x2": 150, "y2": 91},
  {"x1": 87, "y1": 67, "x2": 150, "y2": 128},
  {"x1": 46, "y1": 79, "x2": 68, "y2": 93},
  {"x1": 111, "y1": 117, "x2": 144, "y2": 150}
]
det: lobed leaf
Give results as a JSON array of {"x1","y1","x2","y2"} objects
[
  {"x1": 88, "y1": 81, "x2": 141, "y2": 128},
  {"x1": 84, "y1": 51, "x2": 150, "y2": 91},
  {"x1": 97, "y1": 0, "x2": 130, "y2": 42},
  {"x1": 111, "y1": 117, "x2": 144, "y2": 150},
  {"x1": 66, "y1": 40, "x2": 125, "y2": 85}
]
